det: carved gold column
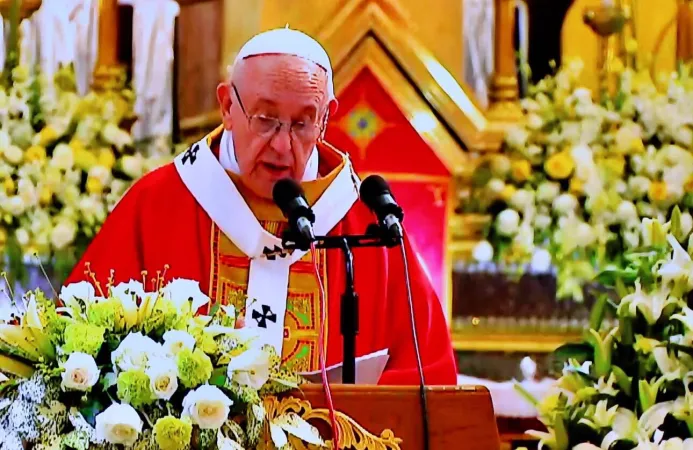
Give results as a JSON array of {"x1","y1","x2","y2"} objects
[
  {"x1": 486, "y1": 0, "x2": 522, "y2": 121},
  {"x1": 93, "y1": 0, "x2": 126, "y2": 91}
]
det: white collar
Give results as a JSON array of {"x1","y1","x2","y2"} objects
[{"x1": 219, "y1": 129, "x2": 319, "y2": 181}]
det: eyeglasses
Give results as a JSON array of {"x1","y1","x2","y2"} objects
[{"x1": 232, "y1": 84, "x2": 327, "y2": 142}]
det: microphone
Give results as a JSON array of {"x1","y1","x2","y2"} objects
[
  {"x1": 273, "y1": 178, "x2": 316, "y2": 249},
  {"x1": 359, "y1": 175, "x2": 404, "y2": 241}
]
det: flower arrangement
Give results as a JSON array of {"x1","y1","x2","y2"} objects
[
  {"x1": 0, "y1": 64, "x2": 180, "y2": 282},
  {"x1": 519, "y1": 210, "x2": 693, "y2": 449},
  {"x1": 0, "y1": 272, "x2": 325, "y2": 450},
  {"x1": 466, "y1": 59, "x2": 693, "y2": 300}
]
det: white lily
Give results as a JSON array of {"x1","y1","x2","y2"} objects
[
  {"x1": 620, "y1": 280, "x2": 676, "y2": 325},
  {"x1": 578, "y1": 400, "x2": 619, "y2": 430},
  {"x1": 227, "y1": 348, "x2": 271, "y2": 390},
  {"x1": 602, "y1": 408, "x2": 642, "y2": 449},
  {"x1": 639, "y1": 401, "x2": 675, "y2": 439},
  {"x1": 658, "y1": 235, "x2": 693, "y2": 290},
  {"x1": 642, "y1": 217, "x2": 670, "y2": 247},
  {"x1": 110, "y1": 280, "x2": 145, "y2": 329}
]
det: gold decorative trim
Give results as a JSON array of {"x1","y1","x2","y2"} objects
[
  {"x1": 262, "y1": 395, "x2": 403, "y2": 450},
  {"x1": 452, "y1": 332, "x2": 581, "y2": 353},
  {"x1": 0, "y1": 0, "x2": 41, "y2": 19},
  {"x1": 315, "y1": 0, "x2": 513, "y2": 152}
]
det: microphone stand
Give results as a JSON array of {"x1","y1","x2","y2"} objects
[{"x1": 282, "y1": 228, "x2": 398, "y2": 384}]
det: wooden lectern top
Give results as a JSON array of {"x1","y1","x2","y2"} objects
[{"x1": 286, "y1": 384, "x2": 500, "y2": 450}]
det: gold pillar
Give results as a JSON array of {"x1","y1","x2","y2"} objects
[
  {"x1": 486, "y1": 0, "x2": 522, "y2": 121},
  {"x1": 93, "y1": 0, "x2": 126, "y2": 91}
]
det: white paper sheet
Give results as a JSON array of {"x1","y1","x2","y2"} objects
[{"x1": 300, "y1": 349, "x2": 389, "y2": 384}]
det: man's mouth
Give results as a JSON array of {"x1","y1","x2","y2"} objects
[{"x1": 261, "y1": 162, "x2": 291, "y2": 177}]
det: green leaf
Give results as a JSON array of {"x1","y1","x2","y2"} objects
[
  {"x1": 552, "y1": 342, "x2": 593, "y2": 366},
  {"x1": 78, "y1": 397, "x2": 104, "y2": 427},
  {"x1": 589, "y1": 293, "x2": 608, "y2": 332},
  {"x1": 101, "y1": 372, "x2": 117, "y2": 390},
  {"x1": 209, "y1": 367, "x2": 227, "y2": 387},
  {"x1": 611, "y1": 365, "x2": 632, "y2": 395}
]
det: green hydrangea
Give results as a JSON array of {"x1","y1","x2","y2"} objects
[
  {"x1": 88, "y1": 299, "x2": 125, "y2": 332},
  {"x1": 153, "y1": 416, "x2": 192, "y2": 450},
  {"x1": 62, "y1": 322, "x2": 105, "y2": 357},
  {"x1": 117, "y1": 370, "x2": 155, "y2": 407},
  {"x1": 176, "y1": 348, "x2": 212, "y2": 388}
]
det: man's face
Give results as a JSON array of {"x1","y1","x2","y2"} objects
[{"x1": 217, "y1": 55, "x2": 331, "y2": 199}]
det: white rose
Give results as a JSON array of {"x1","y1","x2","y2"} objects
[
  {"x1": 111, "y1": 332, "x2": 163, "y2": 372},
  {"x1": 3, "y1": 144, "x2": 23, "y2": 165},
  {"x1": 182, "y1": 385, "x2": 233, "y2": 430},
  {"x1": 163, "y1": 330, "x2": 196, "y2": 356},
  {"x1": 486, "y1": 178, "x2": 505, "y2": 197},
  {"x1": 95, "y1": 403, "x2": 142, "y2": 446},
  {"x1": 575, "y1": 222, "x2": 596, "y2": 247},
  {"x1": 88, "y1": 165, "x2": 112, "y2": 185},
  {"x1": 5, "y1": 195, "x2": 26, "y2": 215},
  {"x1": 628, "y1": 176, "x2": 651, "y2": 199},
  {"x1": 536, "y1": 182, "x2": 560, "y2": 203},
  {"x1": 534, "y1": 214, "x2": 552, "y2": 230},
  {"x1": 616, "y1": 200, "x2": 638, "y2": 224},
  {"x1": 496, "y1": 209, "x2": 520, "y2": 236},
  {"x1": 681, "y1": 212, "x2": 693, "y2": 238},
  {"x1": 472, "y1": 240, "x2": 494, "y2": 263},
  {"x1": 226, "y1": 348, "x2": 271, "y2": 390},
  {"x1": 121, "y1": 155, "x2": 143, "y2": 179},
  {"x1": 490, "y1": 155, "x2": 511, "y2": 177},
  {"x1": 147, "y1": 358, "x2": 178, "y2": 400},
  {"x1": 61, "y1": 352, "x2": 100, "y2": 391},
  {"x1": 530, "y1": 249, "x2": 552, "y2": 273},
  {"x1": 509, "y1": 189, "x2": 534, "y2": 212},
  {"x1": 51, "y1": 220, "x2": 77, "y2": 250},
  {"x1": 15, "y1": 227, "x2": 30, "y2": 246},
  {"x1": 51, "y1": 144, "x2": 74, "y2": 170},
  {"x1": 17, "y1": 178, "x2": 37, "y2": 207},
  {"x1": 552, "y1": 193, "x2": 578, "y2": 215},
  {"x1": 162, "y1": 278, "x2": 211, "y2": 312}
]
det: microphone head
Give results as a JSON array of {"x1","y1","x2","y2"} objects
[
  {"x1": 359, "y1": 175, "x2": 391, "y2": 207},
  {"x1": 273, "y1": 178, "x2": 305, "y2": 213}
]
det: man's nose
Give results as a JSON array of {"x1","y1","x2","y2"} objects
[{"x1": 269, "y1": 126, "x2": 292, "y2": 153}]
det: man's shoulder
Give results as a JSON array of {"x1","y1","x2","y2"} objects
[{"x1": 119, "y1": 161, "x2": 191, "y2": 207}]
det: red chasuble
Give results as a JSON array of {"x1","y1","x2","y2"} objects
[{"x1": 65, "y1": 128, "x2": 457, "y2": 385}]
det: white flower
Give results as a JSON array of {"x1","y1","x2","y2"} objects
[
  {"x1": 110, "y1": 280, "x2": 145, "y2": 329},
  {"x1": 217, "y1": 432, "x2": 245, "y2": 450},
  {"x1": 530, "y1": 249, "x2": 552, "y2": 273},
  {"x1": 182, "y1": 385, "x2": 233, "y2": 430},
  {"x1": 51, "y1": 143, "x2": 74, "y2": 170},
  {"x1": 616, "y1": 200, "x2": 638, "y2": 224},
  {"x1": 4, "y1": 195, "x2": 26, "y2": 216},
  {"x1": 88, "y1": 165, "x2": 112, "y2": 185},
  {"x1": 628, "y1": 175, "x2": 651, "y2": 199},
  {"x1": 3, "y1": 144, "x2": 22, "y2": 165},
  {"x1": 147, "y1": 358, "x2": 178, "y2": 400},
  {"x1": 472, "y1": 240, "x2": 494, "y2": 263},
  {"x1": 162, "y1": 278, "x2": 211, "y2": 311},
  {"x1": 61, "y1": 352, "x2": 100, "y2": 391},
  {"x1": 620, "y1": 280, "x2": 676, "y2": 325},
  {"x1": 505, "y1": 126, "x2": 529, "y2": 149},
  {"x1": 552, "y1": 193, "x2": 578, "y2": 215},
  {"x1": 496, "y1": 209, "x2": 520, "y2": 236},
  {"x1": 162, "y1": 330, "x2": 196, "y2": 356},
  {"x1": 575, "y1": 222, "x2": 597, "y2": 247},
  {"x1": 526, "y1": 113, "x2": 543, "y2": 130},
  {"x1": 111, "y1": 332, "x2": 163, "y2": 372},
  {"x1": 95, "y1": 403, "x2": 143, "y2": 446},
  {"x1": 536, "y1": 182, "x2": 560, "y2": 203},
  {"x1": 658, "y1": 235, "x2": 693, "y2": 289},
  {"x1": 15, "y1": 228, "x2": 29, "y2": 246},
  {"x1": 489, "y1": 155, "x2": 511, "y2": 177},
  {"x1": 50, "y1": 220, "x2": 77, "y2": 250},
  {"x1": 509, "y1": 189, "x2": 534, "y2": 212},
  {"x1": 227, "y1": 348, "x2": 271, "y2": 390},
  {"x1": 486, "y1": 178, "x2": 505, "y2": 197},
  {"x1": 121, "y1": 155, "x2": 143, "y2": 178},
  {"x1": 534, "y1": 214, "x2": 552, "y2": 230},
  {"x1": 681, "y1": 212, "x2": 693, "y2": 238},
  {"x1": 17, "y1": 178, "x2": 37, "y2": 207},
  {"x1": 102, "y1": 123, "x2": 134, "y2": 150},
  {"x1": 60, "y1": 281, "x2": 96, "y2": 306}
]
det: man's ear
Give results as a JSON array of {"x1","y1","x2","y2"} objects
[
  {"x1": 328, "y1": 98, "x2": 339, "y2": 116},
  {"x1": 216, "y1": 82, "x2": 233, "y2": 130}
]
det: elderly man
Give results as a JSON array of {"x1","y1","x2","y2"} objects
[{"x1": 66, "y1": 28, "x2": 457, "y2": 385}]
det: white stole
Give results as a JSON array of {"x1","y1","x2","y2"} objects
[{"x1": 174, "y1": 133, "x2": 360, "y2": 355}]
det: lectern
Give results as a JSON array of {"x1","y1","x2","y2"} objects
[{"x1": 261, "y1": 385, "x2": 501, "y2": 450}]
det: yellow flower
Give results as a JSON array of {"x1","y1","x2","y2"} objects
[
  {"x1": 500, "y1": 184, "x2": 517, "y2": 202},
  {"x1": 69, "y1": 138, "x2": 84, "y2": 152},
  {"x1": 511, "y1": 159, "x2": 532, "y2": 182},
  {"x1": 3, "y1": 178, "x2": 15, "y2": 194},
  {"x1": 609, "y1": 58, "x2": 625, "y2": 74},
  {"x1": 545, "y1": 151, "x2": 574, "y2": 180},
  {"x1": 98, "y1": 148, "x2": 116, "y2": 169},
  {"x1": 36, "y1": 125, "x2": 59, "y2": 147},
  {"x1": 39, "y1": 186, "x2": 53, "y2": 206},
  {"x1": 569, "y1": 177, "x2": 584, "y2": 194},
  {"x1": 25, "y1": 145, "x2": 46, "y2": 163},
  {"x1": 0, "y1": 227, "x2": 7, "y2": 247},
  {"x1": 86, "y1": 176, "x2": 104, "y2": 195},
  {"x1": 602, "y1": 156, "x2": 626, "y2": 178},
  {"x1": 630, "y1": 138, "x2": 645, "y2": 153},
  {"x1": 648, "y1": 181, "x2": 668, "y2": 203},
  {"x1": 74, "y1": 148, "x2": 98, "y2": 171},
  {"x1": 625, "y1": 38, "x2": 638, "y2": 54}
]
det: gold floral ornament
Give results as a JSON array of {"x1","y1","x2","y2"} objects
[{"x1": 260, "y1": 395, "x2": 402, "y2": 450}]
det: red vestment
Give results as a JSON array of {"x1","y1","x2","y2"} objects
[{"x1": 65, "y1": 137, "x2": 457, "y2": 385}]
